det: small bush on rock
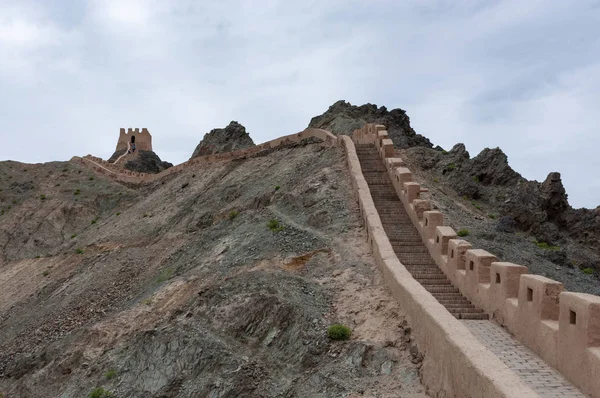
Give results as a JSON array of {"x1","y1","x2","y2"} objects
[
  {"x1": 76, "y1": 248, "x2": 84, "y2": 254},
  {"x1": 446, "y1": 163, "x2": 456, "y2": 171},
  {"x1": 582, "y1": 268, "x2": 595, "y2": 275},
  {"x1": 229, "y1": 210, "x2": 239, "y2": 220},
  {"x1": 275, "y1": 185, "x2": 281, "y2": 191},
  {"x1": 89, "y1": 387, "x2": 113, "y2": 398},
  {"x1": 457, "y1": 229, "x2": 470, "y2": 237},
  {"x1": 104, "y1": 369, "x2": 117, "y2": 380},
  {"x1": 535, "y1": 241, "x2": 560, "y2": 250},
  {"x1": 327, "y1": 324, "x2": 352, "y2": 340},
  {"x1": 267, "y1": 219, "x2": 284, "y2": 232}
]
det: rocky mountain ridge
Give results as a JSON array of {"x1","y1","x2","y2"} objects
[{"x1": 190, "y1": 121, "x2": 255, "y2": 159}]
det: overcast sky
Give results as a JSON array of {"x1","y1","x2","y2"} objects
[{"x1": 1, "y1": 0, "x2": 599, "y2": 208}]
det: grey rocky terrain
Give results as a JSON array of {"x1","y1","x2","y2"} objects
[
  {"x1": 309, "y1": 100, "x2": 433, "y2": 149},
  {"x1": 191, "y1": 121, "x2": 255, "y2": 159},
  {"x1": 108, "y1": 150, "x2": 173, "y2": 174},
  {"x1": 0, "y1": 138, "x2": 426, "y2": 397}
]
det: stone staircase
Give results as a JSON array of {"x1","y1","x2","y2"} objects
[{"x1": 356, "y1": 144, "x2": 488, "y2": 320}]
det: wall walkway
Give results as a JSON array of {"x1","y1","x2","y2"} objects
[
  {"x1": 71, "y1": 128, "x2": 336, "y2": 184},
  {"x1": 349, "y1": 123, "x2": 597, "y2": 397}
]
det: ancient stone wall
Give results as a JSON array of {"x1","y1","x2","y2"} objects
[
  {"x1": 74, "y1": 128, "x2": 337, "y2": 185},
  {"x1": 341, "y1": 132, "x2": 537, "y2": 397},
  {"x1": 354, "y1": 123, "x2": 600, "y2": 397}
]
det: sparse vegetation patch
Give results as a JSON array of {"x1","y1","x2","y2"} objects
[
  {"x1": 156, "y1": 268, "x2": 174, "y2": 283},
  {"x1": 104, "y1": 369, "x2": 117, "y2": 380},
  {"x1": 457, "y1": 229, "x2": 470, "y2": 237},
  {"x1": 582, "y1": 268, "x2": 594, "y2": 275},
  {"x1": 535, "y1": 241, "x2": 560, "y2": 250},
  {"x1": 327, "y1": 324, "x2": 352, "y2": 340},
  {"x1": 229, "y1": 210, "x2": 239, "y2": 220},
  {"x1": 267, "y1": 219, "x2": 284, "y2": 232},
  {"x1": 89, "y1": 387, "x2": 113, "y2": 398}
]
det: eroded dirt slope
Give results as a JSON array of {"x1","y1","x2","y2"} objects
[{"x1": 0, "y1": 141, "x2": 426, "y2": 398}]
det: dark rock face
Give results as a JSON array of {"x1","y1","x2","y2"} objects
[
  {"x1": 108, "y1": 150, "x2": 126, "y2": 163},
  {"x1": 191, "y1": 121, "x2": 255, "y2": 159},
  {"x1": 308, "y1": 100, "x2": 433, "y2": 149},
  {"x1": 124, "y1": 151, "x2": 173, "y2": 174}
]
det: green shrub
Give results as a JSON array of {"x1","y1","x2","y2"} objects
[
  {"x1": 267, "y1": 219, "x2": 284, "y2": 232},
  {"x1": 327, "y1": 324, "x2": 352, "y2": 340},
  {"x1": 488, "y1": 214, "x2": 497, "y2": 220},
  {"x1": 442, "y1": 150, "x2": 449, "y2": 155},
  {"x1": 229, "y1": 210, "x2": 239, "y2": 220},
  {"x1": 89, "y1": 176, "x2": 95, "y2": 181},
  {"x1": 104, "y1": 369, "x2": 117, "y2": 380},
  {"x1": 35, "y1": 255, "x2": 41, "y2": 259},
  {"x1": 535, "y1": 241, "x2": 560, "y2": 250},
  {"x1": 457, "y1": 229, "x2": 470, "y2": 237},
  {"x1": 116, "y1": 212, "x2": 121, "y2": 216},
  {"x1": 472, "y1": 176, "x2": 480, "y2": 183},
  {"x1": 582, "y1": 268, "x2": 595, "y2": 275},
  {"x1": 446, "y1": 163, "x2": 456, "y2": 171},
  {"x1": 156, "y1": 268, "x2": 174, "y2": 283},
  {"x1": 42, "y1": 270, "x2": 50, "y2": 277},
  {"x1": 76, "y1": 248, "x2": 84, "y2": 254},
  {"x1": 91, "y1": 219, "x2": 97, "y2": 225},
  {"x1": 40, "y1": 194, "x2": 46, "y2": 200},
  {"x1": 275, "y1": 185, "x2": 281, "y2": 191},
  {"x1": 470, "y1": 201, "x2": 482, "y2": 210},
  {"x1": 143, "y1": 213, "x2": 149, "y2": 218},
  {"x1": 89, "y1": 387, "x2": 113, "y2": 398},
  {"x1": 74, "y1": 189, "x2": 81, "y2": 195},
  {"x1": 433, "y1": 178, "x2": 439, "y2": 183},
  {"x1": 71, "y1": 234, "x2": 77, "y2": 239}
]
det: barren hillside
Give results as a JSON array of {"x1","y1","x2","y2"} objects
[{"x1": 0, "y1": 140, "x2": 426, "y2": 397}]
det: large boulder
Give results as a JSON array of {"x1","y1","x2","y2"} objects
[{"x1": 191, "y1": 121, "x2": 255, "y2": 159}]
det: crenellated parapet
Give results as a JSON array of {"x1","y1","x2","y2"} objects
[
  {"x1": 116, "y1": 127, "x2": 152, "y2": 152},
  {"x1": 352, "y1": 123, "x2": 600, "y2": 397}
]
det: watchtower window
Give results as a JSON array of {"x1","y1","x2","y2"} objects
[{"x1": 131, "y1": 135, "x2": 136, "y2": 144}]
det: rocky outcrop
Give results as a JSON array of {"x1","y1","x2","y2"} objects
[
  {"x1": 191, "y1": 121, "x2": 255, "y2": 159},
  {"x1": 309, "y1": 100, "x2": 433, "y2": 149},
  {"x1": 124, "y1": 151, "x2": 173, "y2": 174}
]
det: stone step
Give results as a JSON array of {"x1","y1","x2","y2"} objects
[
  {"x1": 455, "y1": 313, "x2": 489, "y2": 320},
  {"x1": 392, "y1": 246, "x2": 429, "y2": 253},
  {"x1": 424, "y1": 286, "x2": 460, "y2": 294},
  {"x1": 357, "y1": 143, "x2": 488, "y2": 321}
]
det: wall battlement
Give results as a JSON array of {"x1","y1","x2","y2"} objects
[
  {"x1": 353, "y1": 123, "x2": 600, "y2": 397},
  {"x1": 116, "y1": 127, "x2": 152, "y2": 152}
]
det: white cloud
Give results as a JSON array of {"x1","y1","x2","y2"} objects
[{"x1": 0, "y1": 0, "x2": 599, "y2": 208}]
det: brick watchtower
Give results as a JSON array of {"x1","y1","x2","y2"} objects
[{"x1": 116, "y1": 128, "x2": 153, "y2": 152}]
